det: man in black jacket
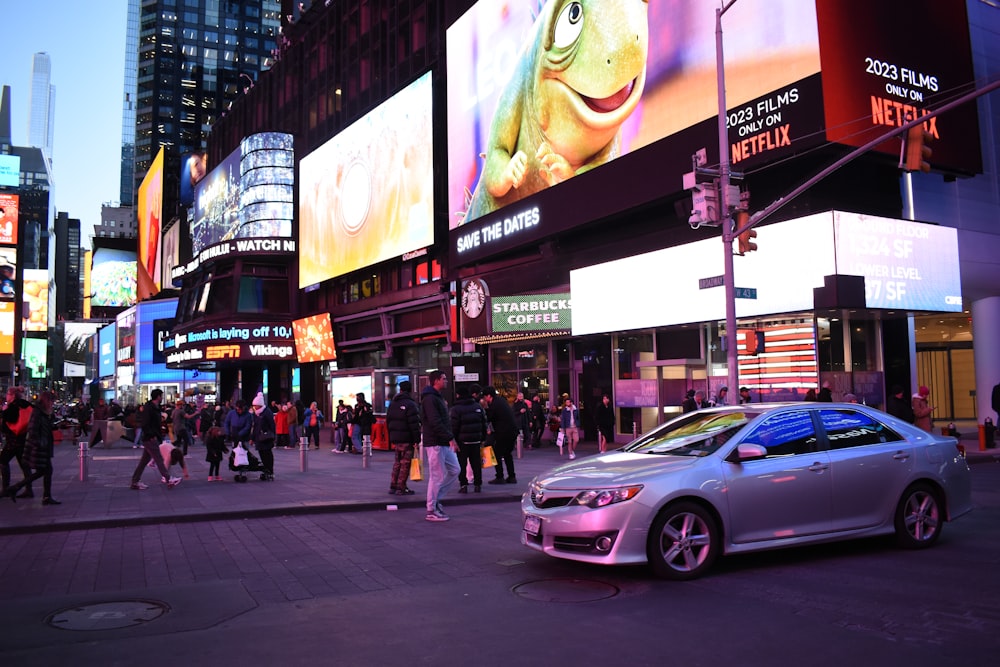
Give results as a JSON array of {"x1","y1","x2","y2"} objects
[
  {"x1": 386, "y1": 381, "x2": 421, "y2": 495},
  {"x1": 451, "y1": 384, "x2": 487, "y2": 493},
  {"x1": 886, "y1": 385, "x2": 915, "y2": 424},
  {"x1": 420, "y1": 371, "x2": 460, "y2": 522},
  {"x1": 483, "y1": 386, "x2": 518, "y2": 484},
  {"x1": 130, "y1": 389, "x2": 179, "y2": 490}
]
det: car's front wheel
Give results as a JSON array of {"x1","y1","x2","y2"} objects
[
  {"x1": 647, "y1": 502, "x2": 719, "y2": 580},
  {"x1": 894, "y1": 482, "x2": 943, "y2": 549}
]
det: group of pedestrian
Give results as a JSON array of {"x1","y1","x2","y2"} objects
[
  {"x1": 1, "y1": 387, "x2": 60, "y2": 505},
  {"x1": 886, "y1": 383, "x2": 936, "y2": 432}
]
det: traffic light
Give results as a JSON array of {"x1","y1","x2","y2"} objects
[
  {"x1": 905, "y1": 124, "x2": 932, "y2": 173},
  {"x1": 735, "y1": 211, "x2": 757, "y2": 255}
]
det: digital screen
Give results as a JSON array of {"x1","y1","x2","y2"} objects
[
  {"x1": 191, "y1": 132, "x2": 294, "y2": 256},
  {"x1": 0, "y1": 246, "x2": 15, "y2": 303},
  {"x1": 180, "y1": 151, "x2": 208, "y2": 207},
  {"x1": 21, "y1": 337, "x2": 47, "y2": 379},
  {"x1": 570, "y1": 211, "x2": 961, "y2": 335},
  {"x1": 98, "y1": 323, "x2": 115, "y2": 377},
  {"x1": 0, "y1": 193, "x2": 19, "y2": 245},
  {"x1": 299, "y1": 71, "x2": 434, "y2": 287},
  {"x1": 136, "y1": 298, "x2": 187, "y2": 384},
  {"x1": 22, "y1": 268, "x2": 48, "y2": 332},
  {"x1": 91, "y1": 248, "x2": 137, "y2": 307},
  {"x1": 447, "y1": 0, "x2": 820, "y2": 229},
  {"x1": 117, "y1": 308, "x2": 136, "y2": 367},
  {"x1": 0, "y1": 302, "x2": 13, "y2": 355},
  {"x1": 0, "y1": 155, "x2": 20, "y2": 188},
  {"x1": 137, "y1": 147, "x2": 164, "y2": 297},
  {"x1": 292, "y1": 313, "x2": 337, "y2": 363},
  {"x1": 161, "y1": 222, "x2": 181, "y2": 288},
  {"x1": 330, "y1": 374, "x2": 373, "y2": 412}
]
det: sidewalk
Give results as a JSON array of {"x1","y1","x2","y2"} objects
[
  {"x1": 0, "y1": 435, "x2": 582, "y2": 536},
  {"x1": 1, "y1": 430, "x2": 996, "y2": 537}
]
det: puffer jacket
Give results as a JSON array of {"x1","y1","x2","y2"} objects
[
  {"x1": 385, "y1": 392, "x2": 421, "y2": 446},
  {"x1": 450, "y1": 397, "x2": 487, "y2": 445},
  {"x1": 23, "y1": 405, "x2": 54, "y2": 471}
]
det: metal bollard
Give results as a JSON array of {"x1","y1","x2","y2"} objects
[
  {"x1": 299, "y1": 436, "x2": 309, "y2": 472},
  {"x1": 633, "y1": 421, "x2": 639, "y2": 439},
  {"x1": 362, "y1": 435, "x2": 372, "y2": 469},
  {"x1": 516, "y1": 430, "x2": 523, "y2": 459},
  {"x1": 78, "y1": 440, "x2": 89, "y2": 482}
]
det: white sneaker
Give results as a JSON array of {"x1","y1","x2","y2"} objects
[
  {"x1": 569, "y1": 452, "x2": 576, "y2": 460},
  {"x1": 163, "y1": 476, "x2": 182, "y2": 488},
  {"x1": 425, "y1": 510, "x2": 449, "y2": 522}
]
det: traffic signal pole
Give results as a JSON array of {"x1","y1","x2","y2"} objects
[{"x1": 717, "y1": 1, "x2": 740, "y2": 400}]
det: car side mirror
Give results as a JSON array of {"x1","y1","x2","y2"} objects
[{"x1": 726, "y1": 443, "x2": 768, "y2": 463}]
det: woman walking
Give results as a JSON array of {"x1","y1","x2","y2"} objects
[{"x1": 3, "y1": 391, "x2": 60, "y2": 505}]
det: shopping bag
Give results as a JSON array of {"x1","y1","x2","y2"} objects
[
  {"x1": 409, "y1": 456, "x2": 423, "y2": 482},
  {"x1": 556, "y1": 431, "x2": 565, "y2": 454},
  {"x1": 481, "y1": 445, "x2": 498, "y2": 468},
  {"x1": 233, "y1": 443, "x2": 249, "y2": 467}
]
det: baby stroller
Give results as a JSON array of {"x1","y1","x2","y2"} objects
[{"x1": 228, "y1": 441, "x2": 263, "y2": 483}]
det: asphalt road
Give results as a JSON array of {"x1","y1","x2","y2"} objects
[{"x1": 0, "y1": 459, "x2": 997, "y2": 666}]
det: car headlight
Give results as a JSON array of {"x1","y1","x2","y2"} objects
[{"x1": 573, "y1": 485, "x2": 643, "y2": 508}]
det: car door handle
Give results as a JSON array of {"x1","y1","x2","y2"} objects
[
  {"x1": 808, "y1": 462, "x2": 829, "y2": 472},
  {"x1": 892, "y1": 451, "x2": 910, "y2": 461}
]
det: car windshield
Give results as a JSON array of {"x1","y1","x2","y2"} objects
[{"x1": 624, "y1": 410, "x2": 763, "y2": 456}]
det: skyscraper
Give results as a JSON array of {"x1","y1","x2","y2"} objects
[
  {"x1": 126, "y1": 0, "x2": 281, "y2": 213},
  {"x1": 28, "y1": 52, "x2": 55, "y2": 166},
  {"x1": 119, "y1": 0, "x2": 140, "y2": 207}
]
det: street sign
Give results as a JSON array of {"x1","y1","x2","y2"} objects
[
  {"x1": 734, "y1": 287, "x2": 757, "y2": 299},
  {"x1": 699, "y1": 275, "x2": 725, "y2": 289}
]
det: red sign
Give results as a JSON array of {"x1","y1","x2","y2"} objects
[{"x1": 0, "y1": 194, "x2": 18, "y2": 245}]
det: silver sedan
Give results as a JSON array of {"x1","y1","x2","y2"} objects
[{"x1": 521, "y1": 403, "x2": 973, "y2": 580}]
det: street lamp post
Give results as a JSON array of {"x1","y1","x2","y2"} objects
[{"x1": 717, "y1": 1, "x2": 740, "y2": 399}]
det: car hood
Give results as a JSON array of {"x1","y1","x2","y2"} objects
[{"x1": 532, "y1": 451, "x2": 701, "y2": 489}]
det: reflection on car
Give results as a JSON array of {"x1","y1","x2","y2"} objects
[{"x1": 521, "y1": 403, "x2": 973, "y2": 580}]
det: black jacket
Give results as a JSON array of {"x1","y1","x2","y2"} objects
[
  {"x1": 887, "y1": 393, "x2": 915, "y2": 423},
  {"x1": 2, "y1": 397, "x2": 33, "y2": 448},
  {"x1": 450, "y1": 397, "x2": 487, "y2": 446},
  {"x1": 353, "y1": 401, "x2": 375, "y2": 436},
  {"x1": 385, "y1": 392, "x2": 421, "y2": 446},
  {"x1": 487, "y1": 396, "x2": 519, "y2": 442},
  {"x1": 420, "y1": 385, "x2": 454, "y2": 446},
  {"x1": 252, "y1": 407, "x2": 276, "y2": 449},
  {"x1": 24, "y1": 405, "x2": 54, "y2": 470},
  {"x1": 140, "y1": 399, "x2": 164, "y2": 440}
]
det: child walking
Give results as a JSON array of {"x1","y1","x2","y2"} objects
[{"x1": 205, "y1": 426, "x2": 227, "y2": 481}]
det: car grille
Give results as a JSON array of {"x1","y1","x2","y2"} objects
[{"x1": 530, "y1": 488, "x2": 575, "y2": 509}]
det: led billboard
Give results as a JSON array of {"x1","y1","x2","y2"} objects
[
  {"x1": 448, "y1": 0, "x2": 979, "y2": 265},
  {"x1": 91, "y1": 248, "x2": 137, "y2": 307},
  {"x1": 21, "y1": 337, "x2": 47, "y2": 379},
  {"x1": 298, "y1": 71, "x2": 434, "y2": 287},
  {"x1": 292, "y1": 313, "x2": 336, "y2": 364},
  {"x1": 0, "y1": 193, "x2": 19, "y2": 245},
  {"x1": 180, "y1": 151, "x2": 208, "y2": 207},
  {"x1": 0, "y1": 302, "x2": 12, "y2": 355},
  {"x1": 136, "y1": 298, "x2": 187, "y2": 384},
  {"x1": 98, "y1": 323, "x2": 115, "y2": 377},
  {"x1": 0, "y1": 246, "x2": 14, "y2": 302},
  {"x1": 137, "y1": 147, "x2": 164, "y2": 298},
  {"x1": 22, "y1": 269, "x2": 48, "y2": 332},
  {"x1": 0, "y1": 154, "x2": 20, "y2": 187}
]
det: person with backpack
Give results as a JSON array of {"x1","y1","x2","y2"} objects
[{"x1": 1, "y1": 386, "x2": 35, "y2": 498}]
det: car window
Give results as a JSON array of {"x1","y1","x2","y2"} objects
[
  {"x1": 742, "y1": 410, "x2": 818, "y2": 457},
  {"x1": 626, "y1": 411, "x2": 759, "y2": 456},
  {"x1": 818, "y1": 409, "x2": 903, "y2": 449}
]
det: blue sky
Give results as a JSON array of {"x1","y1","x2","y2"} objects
[{"x1": 1, "y1": 1, "x2": 128, "y2": 240}]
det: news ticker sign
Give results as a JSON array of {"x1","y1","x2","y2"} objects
[
  {"x1": 166, "y1": 322, "x2": 295, "y2": 365},
  {"x1": 170, "y1": 238, "x2": 297, "y2": 283}
]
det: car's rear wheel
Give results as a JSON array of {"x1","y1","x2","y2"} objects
[
  {"x1": 647, "y1": 502, "x2": 719, "y2": 580},
  {"x1": 894, "y1": 482, "x2": 942, "y2": 549}
]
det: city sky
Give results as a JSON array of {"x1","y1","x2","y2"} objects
[{"x1": 1, "y1": 1, "x2": 128, "y2": 241}]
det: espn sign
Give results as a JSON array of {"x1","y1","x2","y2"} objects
[{"x1": 206, "y1": 345, "x2": 241, "y2": 360}]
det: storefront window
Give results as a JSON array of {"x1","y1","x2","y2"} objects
[
  {"x1": 490, "y1": 343, "x2": 550, "y2": 404},
  {"x1": 616, "y1": 334, "x2": 653, "y2": 379}
]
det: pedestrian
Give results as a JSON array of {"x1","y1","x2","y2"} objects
[
  {"x1": 352, "y1": 392, "x2": 375, "y2": 454},
  {"x1": 1, "y1": 386, "x2": 36, "y2": 498},
  {"x1": 386, "y1": 380, "x2": 421, "y2": 496},
  {"x1": 204, "y1": 425, "x2": 227, "y2": 481},
  {"x1": 88, "y1": 397, "x2": 110, "y2": 447},
  {"x1": 2, "y1": 391, "x2": 60, "y2": 505},
  {"x1": 818, "y1": 381, "x2": 833, "y2": 402},
  {"x1": 530, "y1": 395, "x2": 546, "y2": 447},
  {"x1": 198, "y1": 402, "x2": 214, "y2": 444},
  {"x1": 172, "y1": 400, "x2": 193, "y2": 455},
  {"x1": 739, "y1": 386, "x2": 752, "y2": 404},
  {"x1": 714, "y1": 386, "x2": 729, "y2": 406},
  {"x1": 286, "y1": 400, "x2": 299, "y2": 448},
  {"x1": 842, "y1": 393, "x2": 859, "y2": 403},
  {"x1": 420, "y1": 370, "x2": 460, "y2": 522},
  {"x1": 250, "y1": 392, "x2": 276, "y2": 480},
  {"x1": 512, "y1": 391, "x2": 529, "y2": 445},
  {"x1": 595, "y1": 393, "x2": 615, "y2": 453},
  {"x1": 804, "y1": 388, "x2": 817, "y2": 401},
  {"x1": 130, "y1": 389, "x2": 180, "y2": 490},
  {"x1": 451, "y1": 383, "x2": 487, "y2": 493},
  {"x1": 334, "y1": 400, "x2": 353, "y2": 452},
  {"x1": 992, "y1": 381, "x2": 1000, "y2": 423},
  {"x1": 159, "y1": 438, "x2": 191, "y2": 480},
  {"x1": 559, "y1": 396, "x2": 582, "y2": 460},
  {"x1": 223, "y1": 399, "x2": 253, "y2": 447},
  {"x1": 275, "y1": 401, "x2": 290, "y2": 449},
  {"x1": 886, "y1": 385, "x2": 915, "y2": 423},
  {"x1": 483, "y1": 386, "x2": 518, "y2": 483},
  {"x1": 303, "y1": 401, "x2": 324, "y2": 450},
  {"x1": 912, "y1": 386, "x2": 934, "y2": 433}
]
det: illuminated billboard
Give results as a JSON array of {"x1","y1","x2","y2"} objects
[
  {"x1": 180, "y1": 132, "x2": 294, "y2": 279},
  {"x1": 22, "y1": 269, "x2": 48, "y2": 332},
  {"x1": 0, "y1": 193, "x2": 19, "y2": 245},
  {"x1": 298, "y1": 71, "x2": 434, "y2": 287},
  {"x1": 21, "y1": 337, "x2": 47, "y2": 379},
  {"x1": 571, "y1": 211, "x2": 961, "y2": 335},
  {"x1": 92, "y1": 248, "x2": 137, "y2": 307},
  {"x1": 0, "y1": 154, "x2": 19, "y2": 187},
  {"x1": 98, "y1": 323, "x2": 115, "y2": 377},
  {"x1": 161, "y1": 222, "x2": 181, "y2": 288},
  {"x1": 292, "y1": 313, "x2": 336, "y2": 364},
  {"x1": 448, "y1": 0, "x2": 978, "y2": 265},
  {"x1": 136, "y1": 298, "x2": 187, "y2": 384},
  {"x1": 137, "y1": 146, "x2": 164, "y2": 298},
  {"x1": 180, "y1": 151, "x2": 208, "y2": 207},
  {"x1": 0, "y1": 302, "x2": 12, "y2": 355}
]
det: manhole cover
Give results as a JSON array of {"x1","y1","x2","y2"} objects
[
  {"x1": 513, "y1": 578, "x2": 620, "y2": 603},
  {"x1": 47, "y1": 600, "x2": 169, "y2": 630}
]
